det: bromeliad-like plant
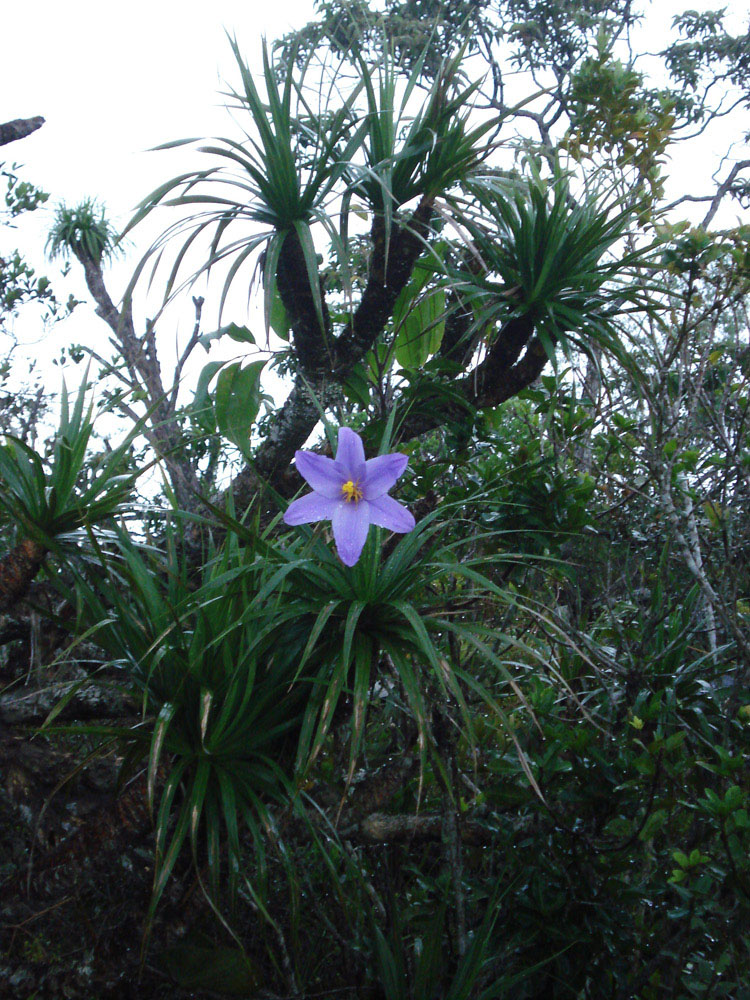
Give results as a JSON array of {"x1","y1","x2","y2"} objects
[
  {"x1": 46, "y1": 198, "x2": 121, "y2": 265},
  {"x1": 125, "y1": 33, "x2": 502, "y2": 344},
  {"x1": 68, "y1": 523, "x2": 308, "y2": 922},
  {"x1": 370, "y1": 897, "x2": 506, "y2": 1000},
  {"x1": 277, "y1": 508, "x2": 537, "y2": 789},
  {"x1": 126, "y1": 36, "x2": 365, "y2": 328},
  {"x1": 349, "y1": 39, "x2": 496, "y2": 218},
  {"x1": 41, "y1": 415, "x2": 547, "y2": 963},
  {"x1": 450, "y1": 164, "x2": 653, "y2": 366},
  {"x1": 0, "y1": 377, "x2": 141, "y2": 610}
]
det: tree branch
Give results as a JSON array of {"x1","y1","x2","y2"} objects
[
  {"x1": 0, "y1": 117, "x2": 44, "y2": 147},
  {"x1": 395, "y1": 327, "x2": 548, "y2": 442},
  {"x1": 276, "y1": 229, "x2": 333, "y2": 374},
  {"x1": 661, "y1": 160, "x2": 750, "y2": 227},
  {"x1": 0, "y1": 677, "x2": 136, "y2": 725},
  {"x1": 342, "y1": 811, "x2": 493, "y2": 845},
  {"x1": 332, "y1": 197, "x2": 435, "y2": 369},
  {"x1": 169, "y1": 296, "x2": 204, "y2": 409},
  {"x1": 75, "y1": 252, "x2": 201, "y2": 512},
  {"x1": 230, "y1": 198, "x2": 437, "y2": 511}
]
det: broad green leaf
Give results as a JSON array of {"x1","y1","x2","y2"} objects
[
  {"x1": 214, "y1": 359, "x2": 266, "y2": 449},
  {"x1": 342, "y1": 366, "x2": 371, "y2": 408},
  {"x1": 394, "y1": 287, "x2": 446, "y2": 368},
  {"x1": 638, "y1": 808, "x2": 668, "y2": 841}
]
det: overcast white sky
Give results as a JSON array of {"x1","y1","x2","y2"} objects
[
  {"x1": 2, "y1": 1, "x2": 315, "y2": 230},
  {"x1": 1, "y1": 0, "x2": 748, "y2": 408},
  {"x1": 2, "y1": 0, "x2": 319, "y2": 398}
]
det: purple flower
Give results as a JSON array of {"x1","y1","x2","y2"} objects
[{"x1": 283, "y1": 427, "x2": 415, "y2": 566}]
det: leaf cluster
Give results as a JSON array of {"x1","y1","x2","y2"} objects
[{"x1": 0, "y1": 377, "x2": 141, "y2": 546}]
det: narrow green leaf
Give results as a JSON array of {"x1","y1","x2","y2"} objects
[{"x1": 148, "y1": 702, "x2": 176, "y2": 815}]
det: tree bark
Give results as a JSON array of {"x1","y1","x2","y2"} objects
[
  {"x1": 76, "y1": 253, "x2": 201, "y2": 513},
  {"x1": 0, "y1": 539, "x2": 46, "y2": 612}
]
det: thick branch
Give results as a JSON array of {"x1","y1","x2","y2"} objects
[
  {"x1": 231, "y1": 318, "x2": 548, "y2": 515},
  {"x1": 332, "y1": 197, "x2": 435, "y2": 369},
  {"x1": 0, "y1": 678, "x2": 136, "y2": 725},
  {"x1": 77, "y1": 254, "x2": 140, "y2": 370},
  {"x1": 282, "y1": 754, "x2": 492, "y2": 846},
  {"x1": 230, "y1": 199, "x2": 437, "y2": 510},
  {"x1": 230, "y1": 372, "x2": 335, "y2": 513},
  {"x1": 341, "y1": 754, "x2": 420, "y2": 821},
  {"x1": 0, "y1": 116, "x2": 44, "y2": 146},
  {"x1": 395, "y1": 323, "x2": 548, "y2": 442},
  {"x1": 275, "y1": 198, "x2": 435, "y2": 379},
  {"x1": 439, "y1": 287, "x2": 480, "y2": 368},
  {"x1": 471, "y1": 313, "x2": 537, "y2": 400},
  {"x1": 276, "y1": 229, "x2": 332, "y2": 374}
]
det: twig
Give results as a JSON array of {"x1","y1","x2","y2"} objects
[
  {"x1": 661, "y1": 160, "x2": 750, "y2": 227},
  {"x1": 170, "y1": 295, "x2": 204, "y2": 409}
]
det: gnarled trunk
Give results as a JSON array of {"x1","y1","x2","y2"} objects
[{"x1": 0, "y1": 538, "x2": 46, "y2": 612}]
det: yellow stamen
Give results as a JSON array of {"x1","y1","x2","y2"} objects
[{"x1": 341, "y1": 479, "x2": 363, "y2": 503}]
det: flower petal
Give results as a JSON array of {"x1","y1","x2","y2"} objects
[
  {"x1": 333, "y1": 427, "x2": 366, "y2": 482},
  {"x1": 284, "y1": 492, "x2": 339, "y2": 526},
  {"x1": 362, "y1": 453, "x2": 408, "y2": 499},
  {"x1": 294, "y1": 450, "x2": 341, "y2": 498},
  {"x1": 367, "y1": 493, "x2": 415, "y2": 534},
  {"x1": 331, "y1": 499, "x2": 371, "y2": 566}
]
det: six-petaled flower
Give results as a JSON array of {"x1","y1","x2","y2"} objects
[{"x1": 283, "y1": 427, "x2": 415, "y2": 566}]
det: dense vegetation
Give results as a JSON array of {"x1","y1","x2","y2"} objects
[{"x1": 1, "y1": 2, "x2": 749, "y2": 997}]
